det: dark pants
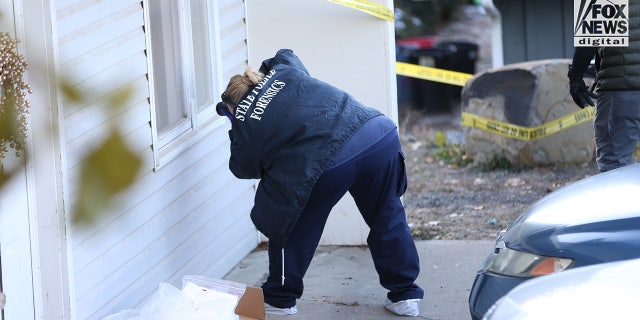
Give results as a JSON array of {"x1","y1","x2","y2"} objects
[
  {"x1": 262, "y1": 132, "x2": 424, "y2": 308},
  {"x1": 595, "y1": 91, "x2": 640, "y2": 172}
]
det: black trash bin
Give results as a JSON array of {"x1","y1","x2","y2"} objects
[
  {"x1": 407, "y1": 41, "x2": 478, "y2": 114},
  {"x1": 406, "y1": 43, "x2": 456, "y2": 113},
  {"x1": 396, "y1": 36, "x2": 439, "y2": 108},
  {"x1": 396, "y1": 45, "x2": 415, "y2": 108},
  {"x1": 437, "y1": 41, "x2": 479, "y2": 100}
]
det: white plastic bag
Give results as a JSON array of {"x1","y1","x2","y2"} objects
[
  {"x1": 179, "y1": 276, "x2": 247, "y2": 319},
  {"x1": 103, "y1": 276, "x2": 246, "y2": 320}
]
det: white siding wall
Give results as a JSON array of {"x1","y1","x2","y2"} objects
[{"x1": 55, "y1": 0, "x2": 258, "y2": 319}]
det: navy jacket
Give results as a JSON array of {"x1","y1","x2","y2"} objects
[{"x1": 228, "y1": 49, "x2": 382, "y2": 244}]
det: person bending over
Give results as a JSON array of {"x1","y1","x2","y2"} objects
[{"x1": 216, "y1": 49, "x2": 424, "y2": 316}]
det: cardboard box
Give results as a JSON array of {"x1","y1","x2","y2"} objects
[{"x1": 235, "y1": 286, "x2": 265, "y2": 320}]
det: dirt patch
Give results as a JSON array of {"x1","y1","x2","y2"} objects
[{"x1": 398, "y1": 107, "x2": 600, "y2": 241}]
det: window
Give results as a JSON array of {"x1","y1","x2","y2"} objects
[{"x1": 145, "y1": 0, "x2": 223, "y2": 168}]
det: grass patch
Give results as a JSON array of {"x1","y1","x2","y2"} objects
[
  {"x1": 478, "y1": 155, "x2": 521, "y2": 172},
  {"x1": 430, "y1": 131, "x2": 473, "y2": 168},
  {"x1": 411, "y1": 226, "x2": 444, "y2": 240}
]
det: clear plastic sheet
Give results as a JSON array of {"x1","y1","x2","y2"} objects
[{"x1": 103, "y1": 276, "x2": 247, "y2": 320}]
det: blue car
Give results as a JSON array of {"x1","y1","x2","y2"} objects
[{"x1": 468, "y1": 163, "x2": 640, "y2": 320}]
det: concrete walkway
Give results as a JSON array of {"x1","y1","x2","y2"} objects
[{"x1": 224, "y1": 240, "x2": 494, "y2": 320}]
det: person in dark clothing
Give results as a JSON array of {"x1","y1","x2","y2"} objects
[
  {"x1": 568, "y1": 1, "x2": 640, "y2": 172},
  {"x1": 216, "y1": 49, "x2": 424, "y2": 316}
]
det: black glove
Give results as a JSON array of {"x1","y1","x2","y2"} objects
[
  {"x1": 569, "y1": 77, "x2": 596, "y2": 108},
  {"x1": 567, "y1": 47, "x2": 598, "y2": 109}
]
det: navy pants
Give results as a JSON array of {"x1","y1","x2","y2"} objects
[
  {"x1": 262, "y1": 132, "x2": 424, "y2": 308},
  {"x1": 595, "y1": 91, "x2": 640, "y2": 172}
]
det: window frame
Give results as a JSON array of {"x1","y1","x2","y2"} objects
[{"x1": 143, "y1": 0, "x2": 226, "y2": 170}]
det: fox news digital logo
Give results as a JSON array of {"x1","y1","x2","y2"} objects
[{"x1": 574, "y1": 0, "x2": 629, "y2": 46}]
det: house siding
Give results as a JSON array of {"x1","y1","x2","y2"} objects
[
  {"x1": 55, "y1": 0, "x2": 257, "y2": 319},
  {"x1": 495, "y1": 0, "x2": 574, "y2": 64}
]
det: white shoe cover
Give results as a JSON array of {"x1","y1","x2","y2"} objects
[
  {"x1": 264, "y1": 303, "x2": 297, "y2": 315},
  {"x1": 385, "y1": 298, "x2": 421, "y2": 316}
]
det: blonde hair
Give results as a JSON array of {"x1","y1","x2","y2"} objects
[{"x1": 224, "y1": 67, "x2": 265, "y2": 104}]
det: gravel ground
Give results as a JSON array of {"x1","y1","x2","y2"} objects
[
  {"x1": 398, "y1": 107, "x2": 601, "y2": 241},
  {"x1": 394, "y1": 5, "x2": 605, "y2": 241}
]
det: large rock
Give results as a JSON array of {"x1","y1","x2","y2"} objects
[{"x1": 461, "y1": 59, "x2": 595, "y2": 167}]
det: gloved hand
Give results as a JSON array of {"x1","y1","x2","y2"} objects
[
  {"x1": 216, "y1": 101, "x2": 235, "y2": 120},
  {"x1": 567, "y1": 47, "x2": 597, "y2": 109},
  {"x1": 569, "y1": 78, "x2": 596, "y2": 108}
]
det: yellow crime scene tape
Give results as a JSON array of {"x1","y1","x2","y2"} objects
[
  {"x1": 395, "y1": 61, "x2": 596, "y2": 140},
  {"x1": 329, "y1": 0, "x2": 595, "y2": 140},
  {"x1": 461, "y1": 107, "x2": 595, "y2": 141},
  {"x1": 396, "y1": 61, "x2": 472, "y2": 87},
  {"x1": 328, "y1": 0, "x2": 395, "y2": 21}
]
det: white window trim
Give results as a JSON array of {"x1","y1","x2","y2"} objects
[{"x1": 143, "y1": 0, "x2": 227, "y2": 170}]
